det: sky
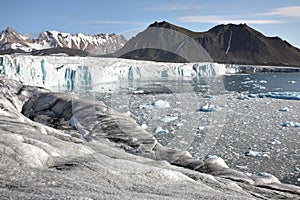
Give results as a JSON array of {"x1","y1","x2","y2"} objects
[{"x1": 1, "y1": 0, "x2": 300, "y2": 48}]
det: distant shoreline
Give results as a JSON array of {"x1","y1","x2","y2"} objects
[{"x1": 236, "y1": 65, "x2": 300, "y2": 73}]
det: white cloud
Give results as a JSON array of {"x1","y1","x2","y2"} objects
[
  {"x1": 178, "y1": 15, "x2": 284, "y2": 24},
  {"x1": 148, "y1": 5, "x2": 202, "y2": 11},
  {"x1": 76, "y1": 21, "x2": 146, "y2": 26},
  {"x1": 262, "y1": 6, "x2": 300, "y2": 17}
]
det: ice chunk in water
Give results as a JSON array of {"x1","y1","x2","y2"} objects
[
  {"x1": 279, "y1": 107, "x2": 289, "y2": 112},
  {"x1": 161, "y1": 115, "x2": 178, "y2": 123},
  {"x1": 282, "y1": 121, "x2": 300, "y2": 127},
  {"x1": 259, "y1": 80, "x2": 267, "y2": 84},
  {"x1": 133, "y1": 90, "x2": 144, "y2": 94},
  {"x1": 237, "y1": 93, "x2": 249, "y2": 100},
  {"x1": 151, "y1": 100, "x2": 170, "y2": 109},
  {"x1": 268, "y1": 138, "x2": 281, "y2": 145},
  {"x1": 155, "y1": 126, "x2": 169, "y2": 134},
  {"x1": 245, "y1": 150, "x2": 270, "y2": 158},
  {"x1": 199, "y1": 104, "x2": 216, "y2": 112},
  {"x1": 140, "y1": 100, "x2": 171, "y2": 110},
  {"x1": 248, "y1": 93, "x2": 257, "y2": 98}
]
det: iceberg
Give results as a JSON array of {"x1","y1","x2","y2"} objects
[
  {"x1": 282, "y1": 121, "x2": 300, "y2": 127},
  {"x1": 151, "y1": 100, "x2": 170, "y2": 109},
  {"x1": 155, "y1": 126, "x2": 169, "y2": 134},
  {"x1": 279, "y1": 107, "x2": 290, "y2": 112},
  {"x1": 161, "y1": 115, "x2": 178, "y2": 123},
  {"x1": 139, "y1": 100, "x2": 170, "y2": 110},
  {"x1": 259, "y1": 80, "x2": 267, "y2": 84},
  {"x1": 268, "y1": 138, "x2": 281, "y2": 145},
  {"x1": 245, "y1": 150, "x2": 270, "y2": 158},
  {"x1": 199, "y1": 104, "x2": 216, "y2": 112}
]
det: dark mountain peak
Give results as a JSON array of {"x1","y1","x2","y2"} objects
[
  {"x1": 117, "y1": 21, "x2": 300, "y2": 66},
  {"x1": 149, "y1": 21, "x2": 175, "y2": 29},
  {"x1": 148, "y1": 21, "x2": 193, "y2": 35},
  {"x1": 207, "y1": 23, "x2": 251, "y2": 34},
  {"x1": 214, "y1": 23, "x2": 248, "y2": 29}
]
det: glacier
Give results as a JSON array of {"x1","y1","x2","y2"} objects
[
  {"x1": 1, "y1": 55, "x2": 300, "y2": 198},
  {"x1": 0, "y1": 55, "x2": 236, "y2": 92}
]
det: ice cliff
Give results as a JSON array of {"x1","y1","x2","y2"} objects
[{"x1": 0, "y1": 55, "x2": 235, "y2": 92}]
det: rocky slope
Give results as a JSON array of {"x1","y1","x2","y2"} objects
[
  {"x1": 0, "y1": 77, "x2": 300, "y2": 199},
  {"x1": 116, "y1": 21, "x2": 300, "y2": 66},
  {"x1": 0, "y1": 27, "x2": 126, "y2": 55}
]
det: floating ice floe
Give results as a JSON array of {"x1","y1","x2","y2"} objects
[
  {"x1": 279, "y1": 107, "x2": 290, "y2": 112},
  {"x1": 259, "y1": 80, "x2": 267, "y2": 84},
  {"x1": 175, "y1": 122, "x2": 183, "y2": 127},
  {"x1": 155, "y1": 126, "x2": 169, "y2": 134},
  {"x1": 258, "y1": 92, "x2": 300, "y2": 100},
  {"x1": 139, "y1": 100, "x2": 171, "y2": 110},
  {"x1": 253, "y1": 84, "x2": 266, "y2": 90},
  {"x1": 235, "y1": 165, "x2": 248, "y2": 170},
  {"x1": 241, "y1": 80, "x2": 254, "y2": 84},
  {"x1": 237, "y1": 93, "x2": 261, "y2": 99},
  {"x1": 282, "y1": 121, "x2": 300, "y2": 127},
  {"x1": 203, "y1": 95, "x2": 213, "y2": 99},
  {"x1": 199, "y1": 104, "x2": 216, "y2": 112},
  {"x1": 151, "y1": 100, "x2": 170, "y2": 109},
  {"x1": 245, "y1": 150, "x2": 270, "y2": 158},
  {"x1": 198, "y1": 125, "x2": 209, "y2": 130},
  {"x1": 161, "y1": 115, "x2": 178, "y2": 123},
  {"x1": 268, "y1": 138, "x2": 281, "y2": 145},
  {"x1": 139, "y1": 104, "x2": 153, "y2": 110},
  {"x1": 133, "y1": 90, "x2": 144, "y2": 94},
  {"x1": 233, "y1": 92, "x2": 296, "y2": 100},
  {"x1": 248, "y1": 93, "x2": 257, "y2": 98},
  {"x1": 237, "y1": 93, "x2": 250, "y2": 100}
]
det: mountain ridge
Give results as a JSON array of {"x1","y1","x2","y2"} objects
[
  {"x1": 116, "y1": 21, "x2": 300, "y2": 67},
  {"x1": 0, "y1": 27, "x2": 126, "y2": 55}
]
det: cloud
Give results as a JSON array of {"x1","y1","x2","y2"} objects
[
  {"x1": 261, "y1": 6, "x2": 300, "y2": 17},
  {"x1": 148, "y1": 5, "x2": 202, "y2": 11},
  {"x1": 75, "y1": 20, "x2": 146, "y2": 26},
  {"x1": 178, "y1": 15, "x2": 284, "y2": 24}
]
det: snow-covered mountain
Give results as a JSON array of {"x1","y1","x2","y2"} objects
[{"x1": 0, "y1": 27, "x2": 127, "y2": 55}]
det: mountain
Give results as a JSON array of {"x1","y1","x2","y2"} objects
[
  {"x1": 0, "y1": 27, "x2": 126, "y2": 55},
  {"x1": 115, "y1": 21, "x2": 300, "y2": 66}
]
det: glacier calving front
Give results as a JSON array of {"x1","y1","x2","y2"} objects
[{"x1": 0, "y1": 55, "x2": 235, "y2": 91}]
